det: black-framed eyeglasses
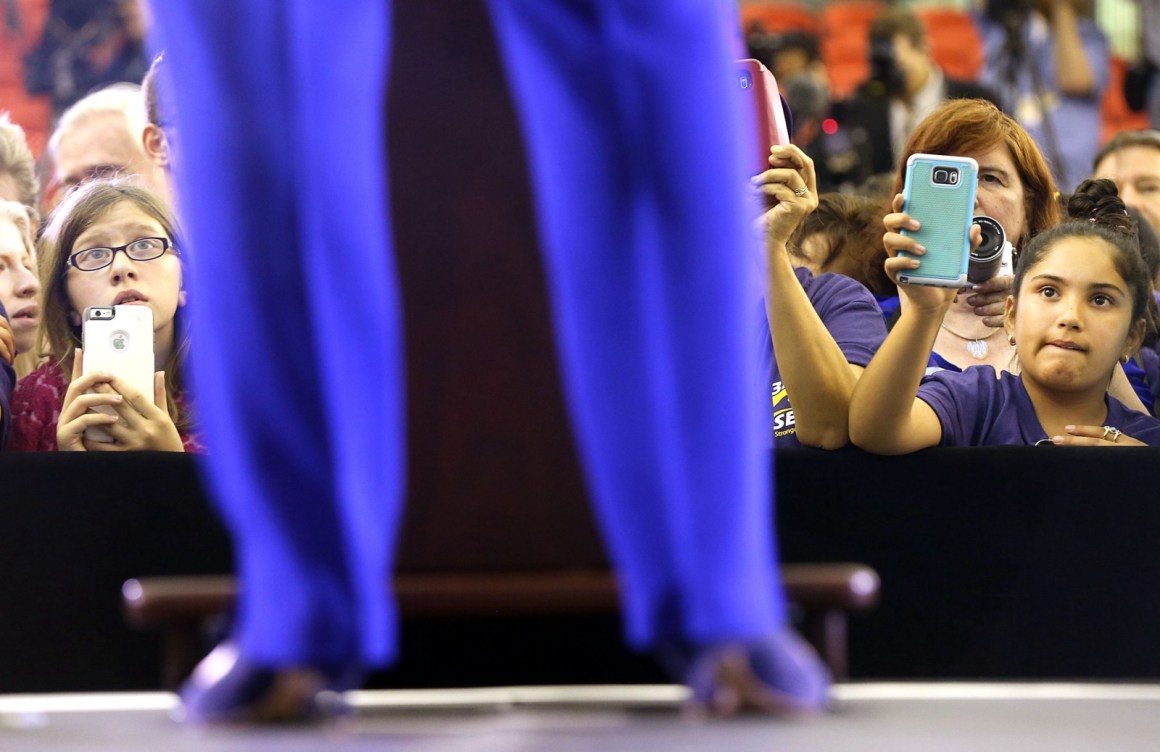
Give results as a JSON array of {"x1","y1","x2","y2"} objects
[{"x1": 67, "y1": 237, "x2": 174, "y2": 272}]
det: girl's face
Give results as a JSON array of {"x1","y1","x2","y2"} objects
[
  {"x1": 64, "y1": 201, "x2": 185, "y2": 341},
  {"x1": 0, "y1": 219, "x2": 39, "y2": 355},
  {"x1": 1006, "y1": 237, "x2": 1143, "y2": 395},
  {"x1": 966, "y1": 143, "x2": 1028, "y2": 249}
]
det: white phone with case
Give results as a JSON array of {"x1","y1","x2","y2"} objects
[{"x1": 82, "y1": 304, "x2": 154, "y2": 442}]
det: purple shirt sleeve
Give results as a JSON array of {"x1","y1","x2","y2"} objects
[
  {"x1": 796, "y1": 267, "x2": 886, "y2": 367},
  {"x1": 918, "y1": 366, "x2": 1013, "y2": 446}
]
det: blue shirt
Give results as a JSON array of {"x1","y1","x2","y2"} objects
[{"x1": 976, "y1": 12, "x2": 1109, "y2": 193}]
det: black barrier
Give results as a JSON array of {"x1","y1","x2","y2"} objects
[{"x1": 3, "y1": 447, "x2": 1160, "y2": 691}]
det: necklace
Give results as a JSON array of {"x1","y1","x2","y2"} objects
[{"x1": 940, "y1": 323, "x2": 1002, "y2": 360}]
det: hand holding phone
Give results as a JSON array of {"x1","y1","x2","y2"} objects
[
  {"x1": 896, "y1": 154, "x2": 978, "y2": 288},
  {"x1": 80, "y1": 305, "x2": 155, "y2": 443}
]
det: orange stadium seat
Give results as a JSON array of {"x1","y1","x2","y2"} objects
[
  {"x1": 917, "y1": 6, "x2": 984, "y2": 81},
  {"x1": 821, "y1": 28, "x2": 870, "y2": 99},
  {"x1": 818, "y1": 1, "x2": 882, "y2": 99},
  {"x1": 0, "y1": 0, "x2": 55, "y2": 158},
  {"x1": 818, "y1": 0, "x2": 884, "y2": 38},
  {"x1": 739, "y1": 1, "x2": 818, "y2": 35},
  {"x1": 1101, "y1": 55, "x2": 1151, "y2": 145},
  {"x1": 16, "y1": 0, "x2": 51, "y2": 46}
]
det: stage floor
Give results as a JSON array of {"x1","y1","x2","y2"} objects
[{"x1": 4, "y1": 683, "x2": 1160, "y2": 751}]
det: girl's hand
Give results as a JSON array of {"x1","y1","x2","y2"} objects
[
  {"x1": 964, "y1": 274, "x2": 1014, "y2": 328},
  {"x1": 57, "y1": 349, "x2": 122, "y2": 451},
  {"x1": 882, "y1": 192, "x2": 974, "y2": 313},
  {"x1": 89, "y1": 372, "x2": 184, "y2": 452},
  {"x1": 58, "y1": 350, "x2": 185, "y2": 452},
  {"x1": 1050, "y1": 425, "x2": 1147, "y2": 446},
  {"x1": 753, "y1": 144, "x2": 819, "y2": 248}
]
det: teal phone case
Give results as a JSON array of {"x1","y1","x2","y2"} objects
[{"x1": 898, "y1": 154, "x2": 978, "y2": 288}]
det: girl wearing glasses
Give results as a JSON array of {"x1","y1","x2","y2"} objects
[{"x1": 8, "y1": 178, "x2": 198, "y2": 452}]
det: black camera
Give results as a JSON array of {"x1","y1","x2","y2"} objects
[
  {"x1": 867, "y1": 38, "x2": 905, "y2": 97},
  {"x1": 984, "y1": 0, "x2": 1034, "y2": 25},
  {"x1": 968, "y1": 216, "x2": 1009, "y2": 284}
]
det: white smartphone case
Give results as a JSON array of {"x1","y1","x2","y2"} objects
[{"x1": 82, "y1": 305, "x2": 155, "y2": 442}]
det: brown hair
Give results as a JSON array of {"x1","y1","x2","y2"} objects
[
  {"x1": 1092, "y1": 129, "x2": 1160, "y2": 171},
  {"x1": 36, "y1": 178, "x2": 191, "y2": 432},
  {"x1": 0, "y1": 113, "x2": 39, "y2": 214},
  {"x1": 788, "y1": 193, "x2": 893, "y2": 296},
  {"x1": 891, "y1": 98, "x2": 1059, "y2": 250},
  {"x1": 869, "y1": 7, "x2": 925, "y2": 47}
]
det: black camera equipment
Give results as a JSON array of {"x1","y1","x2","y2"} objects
[
  {"x1": 969, "y1": 216, "x2": 1010, "y2": 284},
  {"x1": 985, "y1": 0, "x2": 1065, "y2": 189},
  {"x1": 867, "y1": 38, "x2": 906, "y2": 98}
]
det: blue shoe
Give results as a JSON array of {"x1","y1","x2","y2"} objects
[
  {"x1": 674, "y1": 627, "x2": 831, "y2": 715},
  {"x1": 177, "y1": 642, "x2": 361, "y2": 725}
]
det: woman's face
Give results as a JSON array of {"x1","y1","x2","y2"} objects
[
  {"x1": 966, "y1": 144, "x2": 1028, "y2": 249},
  {"x1": 0, "y1": 218, "x2": 39, "y2": 355},
  {"x1": 64, "y1": 201, "x2": 184, "y2": 343}
]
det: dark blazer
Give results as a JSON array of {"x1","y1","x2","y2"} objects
[{"x1": 836, "y1": 76, "x2": 1002, "y2": 178}]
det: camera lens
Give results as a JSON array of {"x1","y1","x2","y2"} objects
[{"x1": 969, "y1": 216, "x2": 1006, "y2": 284}]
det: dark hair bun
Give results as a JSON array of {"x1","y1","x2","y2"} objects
[{"x1": 1066, "y1": 178, "x2": 1135, "y2": 234}]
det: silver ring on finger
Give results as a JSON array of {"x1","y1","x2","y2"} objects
[{"x1": 793, "y1": 186, "x2": 808, "y2": 198}]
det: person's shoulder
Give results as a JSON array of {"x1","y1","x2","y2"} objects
[
  {"x1": 15, "y1": 362, "x2": 65, "y2": 391},
  {"x1": 798, "y1": 267, "x2": 877, "y2": 302},
  {"x1": 13, "y1": 362, "x2": 66, "y2": 407},
  {"x1": 799, "y1": 268, "x2": 885, "y2": 321},
  {"x1": 1107, "y1": 397, "x2": 1160, "y2": 445},
  {"x1": 926, "y1": 363, "x2": 1003, "y2": 387}
]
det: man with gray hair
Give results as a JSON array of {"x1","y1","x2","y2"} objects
[{"x1": 45, "y1": 82, "x2": 168, "y2": 211}]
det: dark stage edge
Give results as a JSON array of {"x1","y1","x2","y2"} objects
[{"x1": 4, "y1": 683, "x2": 1160, "y2": 750}]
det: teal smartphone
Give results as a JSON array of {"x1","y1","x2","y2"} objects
[{"x1": 898, "y1": 153, "x2": 978, "y2": 288}]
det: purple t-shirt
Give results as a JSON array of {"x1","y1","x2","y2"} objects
[
  {"x1": 761, "y1": 267, "x2": 887, "y2": 447},
  {"x1": 918, "y1": 366, "x2": 1160, "y2": 446}
]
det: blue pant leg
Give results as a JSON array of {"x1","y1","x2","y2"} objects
[
  {"x1": 487, "y1": 0, "x2": 784, "y2": 648},
  {"x1": 149, "y1": 2, "x2": 402, "y2": 668},
  {"x1": 286, "y1": 0, "x2": 404, "y2": 669}
]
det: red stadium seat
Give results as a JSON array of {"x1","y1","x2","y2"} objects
[
  {"x1": 739, "y1": 1, "x2": 818, "y2": 35},
  {"x1": 917, "y1": 7, "x2": 984, "y2": 81},
  {"x1": 1101, "y1": 55, "x2": 1151, "y2": 145},
  {"x1": 819, "y1": 0, "x2": 884, "y2": 38}
]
